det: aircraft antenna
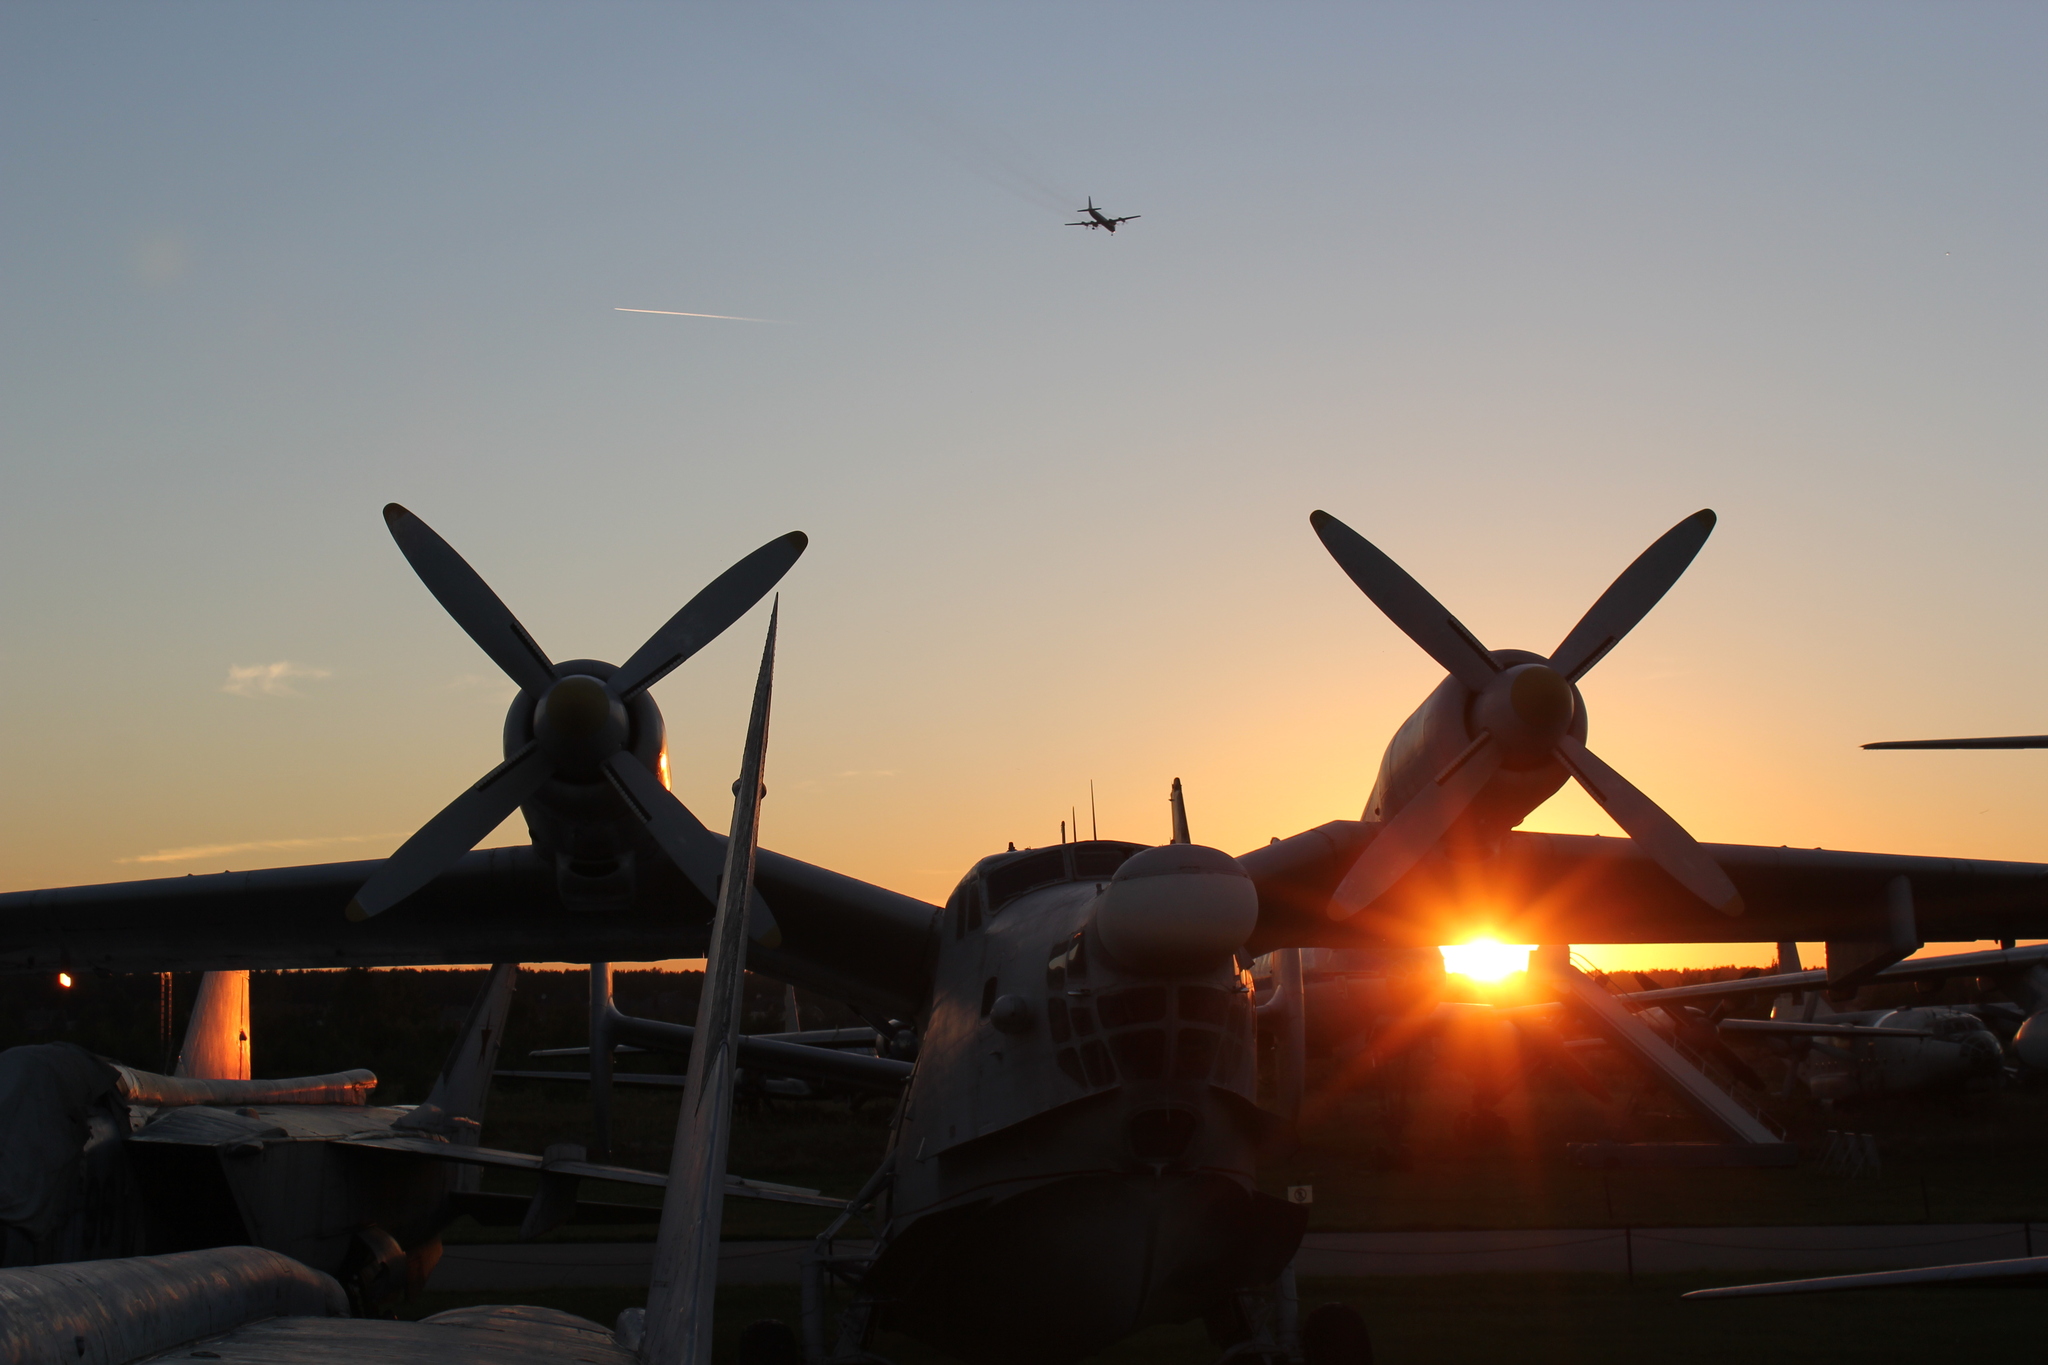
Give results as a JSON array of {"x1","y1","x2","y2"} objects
[
  {"x1": 1090, "y1": 781, "x2": 1098, "y2": 841},
  {"x1": 1170, "y1": 778, "x2": 1191, "y2": 845},
  {"x1": 1060, "y1": 820, "x2": 1066, "y2": 845}
]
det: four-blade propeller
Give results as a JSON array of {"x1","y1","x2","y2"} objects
[
  {"x1": 1312, "y1": 508, "x2": 1741, "y2": 920},
  {"x1": 345, "y1": 504, "x2": 805, "y2": 925}
]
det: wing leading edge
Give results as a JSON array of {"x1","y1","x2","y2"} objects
[
  {"x1": 1240, "y1": 822, "x2": 2048, "y2": 953},
  {"x1": 0, "y1": 842, "x2": 939, "y2": 1020}
]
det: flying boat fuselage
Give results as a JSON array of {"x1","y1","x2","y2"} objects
[{"x1": 866, "y1": 840, "x2": 1303, "y2": 1365}]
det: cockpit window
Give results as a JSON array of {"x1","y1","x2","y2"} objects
[
  {"x1": 986, "y1": 849, "x2": 1067, "y2": 911},
  {"x1": 984, "y1": 841, "x2": 1146, "y2": 914}
]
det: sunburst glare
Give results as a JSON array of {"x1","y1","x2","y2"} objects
[{"x1": 1439, "y1": 938, "x2": 1533, "y2": 983}]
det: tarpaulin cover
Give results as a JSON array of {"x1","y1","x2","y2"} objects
[{"x1": 0, "y1": 1044, "x2": 121, "y2": 1242}]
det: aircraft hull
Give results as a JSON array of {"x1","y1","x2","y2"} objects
[{"x1": 865, "y1": 1167, "x2": 1303, "y2": 1365}]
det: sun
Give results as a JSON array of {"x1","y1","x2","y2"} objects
[{"x1": 1439, "y1": 938, "x2": 1533, "y2": 983}]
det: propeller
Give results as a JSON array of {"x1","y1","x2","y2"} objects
[
  {"x1": 1312, "y1": 508, "x2": 1740, "y2": 920},
  {"x1": 345, "y1": 505, "x2": 805, "y2": 926}
]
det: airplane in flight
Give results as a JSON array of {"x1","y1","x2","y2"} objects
[
  {"x1": 10, "y1": 505, "x2": 2048, "y2": 1363},
  {"x1": 1066, "y1": 196, "x2": 1139, "y2": 232}
]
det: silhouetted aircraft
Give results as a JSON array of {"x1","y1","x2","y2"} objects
[
  {"x1": 11, "y1": 506, "x2": 2048, "y2": 1363},
  {"x1": 0, "y1": 959, "x2": 842, "y2": 1312},
  {"x1": 1066, "y1": 196, "x2": 1139, "y2": 232},
  {"x1": 0, "y1": 640, "x2": 794, "y2": 1363}
]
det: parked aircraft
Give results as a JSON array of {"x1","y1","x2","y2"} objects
[
  {"x1": 0, "y1": 957, "x2": 844, "y2": 1315},
  {"x1": 1619, "y1": 943, "x2": 2048, "y2": 1099},
  {"x1": 0, "y1": 633, "x2": 802, "y2": 1364},
  {"x1": 13, "y1": 507, "x2": 2048, "y2": 1364}
]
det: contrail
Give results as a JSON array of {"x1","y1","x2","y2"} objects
[{"x1": 615, "y1": 307, "x2": 786, "y2": 323}]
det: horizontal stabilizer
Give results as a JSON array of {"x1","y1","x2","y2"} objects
[{"x1": 343, "y1": 1132, "x2": 848, "y2": 1209}]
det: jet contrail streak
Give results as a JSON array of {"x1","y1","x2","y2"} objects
[{"x1": 615, "y1": 307, "x2": 785, "y2": 323}]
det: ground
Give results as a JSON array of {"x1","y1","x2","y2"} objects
[
  {"x1": 13, "y1": 966, "x2": 2048, "y2": 1360},
  {"x1": 398, "y1": 1276, "x2": 2048, "y2": 1365}
]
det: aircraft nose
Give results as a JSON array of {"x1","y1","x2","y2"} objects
[{"x1": 1961, "y1": 1030, "x2": 2004, "y2": 1076}]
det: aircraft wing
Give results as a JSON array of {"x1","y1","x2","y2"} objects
[
  {"x1": 1618, "y1": 943, "x2": 2048, "y2": 1007},
  {"x1": 0, "y1": 840, "x2": 940, "y2": 1020},
  {"x1": 1684, "y1": 1256, "x2": 2048, "y2": 1299},
  {"x1": 1240, "y1": 821, "x2": 2048, "y2": 952},
  {"x1": 341, "y1": 1133, "x2": 847, "y2": 1208},
  {"x1": 1712, "y1": 1018, "x2": 1930, "y2": 1039}
]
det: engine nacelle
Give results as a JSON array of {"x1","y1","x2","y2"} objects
[
  {"x1": 2014, "y1": 1009, "x2": 2048, "y2": 1072},
  {"x1": 500, "y1": 657, "x2": 667, "y2": 910},
  {"x1": 1362, "y1": 648, "x2": 1589, "y2": 847}
]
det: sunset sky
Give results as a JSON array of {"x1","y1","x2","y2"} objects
[{"x1": 3, "y1": 5, "x2": 2045, "y2": 973}]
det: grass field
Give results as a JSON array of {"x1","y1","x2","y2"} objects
[{"x1": 400, "y1": 1273, "x2": 2048, "y2": 1364}]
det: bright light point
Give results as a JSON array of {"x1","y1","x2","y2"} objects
[
  {"x1": 56, "y1": 972, "x2": 73, "y2": 988},
  {"x1": 1440, "y1": 939, "x2": 1533, "y2": 983},
  {"x1": 657, "y1": 745, "x2": 672, "y2": 792}
]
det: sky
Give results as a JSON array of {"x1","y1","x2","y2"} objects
[{"x1": 3, "y1": 3, "x2": 2046, "y2": 974}]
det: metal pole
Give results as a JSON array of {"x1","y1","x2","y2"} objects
[{"x1": 589, "y1": 962, "x2": 615, "y2": 1162}]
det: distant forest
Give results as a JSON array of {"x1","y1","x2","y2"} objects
[{"x1": 0, "y1": 968, "x2": 870, "y2": 1104}]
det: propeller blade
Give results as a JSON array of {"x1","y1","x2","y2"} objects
[
  {"x1": 346, "y1": 742, "x2": 554, "y2": 921},
  {"x1": 611, "y1": 533, "x2": 808, "y2": 703},
  {"x1": 1549, "y1": 510, "x2": 1716, "y2": 683},
  {"x1": 600, "y1": 753, "x2": 727, "y2": 906},
  {"x1": 384, "y1": 504, "x2": 557, "y2": 694},
  {"x1": 1310, "y1": 511, "x2": 1499, "y2": 692},
  {"x1": 602, "y1": 750, "x2": 782, "y2": 946},
  {"x1": 1864, "y1": 735, "x2": 2048, "y2": 750},
  {"x1": 1328, "y1": 735, "x2": 1504, "y2": 919},
  {"x1": 1554, "y1": 733, "x2": 1742, "y2": 917}
]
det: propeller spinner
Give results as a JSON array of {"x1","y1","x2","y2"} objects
[
  {"x1": 1311, "y1": 507, "x2": 1741, "y2": 920},
  {"x1": 345, "y1": 504, "x2": 806, "y2": 926}
]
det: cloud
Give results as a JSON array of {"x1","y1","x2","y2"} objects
[
  {"x1": 223, "y1": 661, "x2": 332, "y2": 697},
  {"x1": 119, "y1": 831, "x2": 405, "y2": 866}
]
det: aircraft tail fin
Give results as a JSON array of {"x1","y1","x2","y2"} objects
[
  {"x1": 396, "y1": 963, "x2": 518, "y2": 1143},
  {"x1": 174, "y1": 971, "x2": 251, "y2": 1080}
]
